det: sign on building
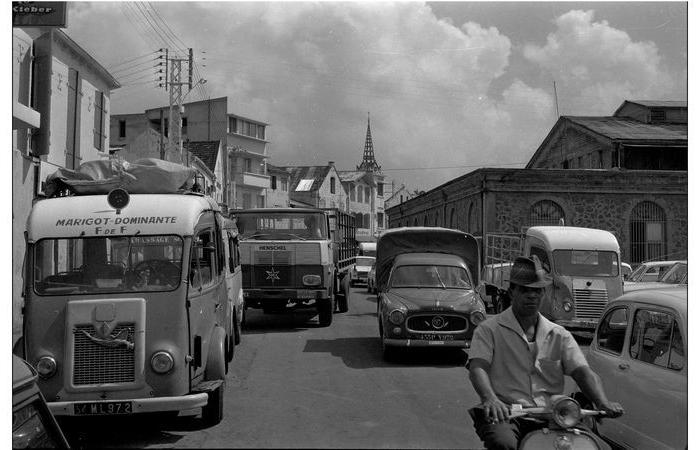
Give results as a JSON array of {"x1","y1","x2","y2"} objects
[{"x1": 13, "y1": 2, "x2": 66, "y2": 27}]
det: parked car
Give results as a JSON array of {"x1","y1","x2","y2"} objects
[
  {"x1": 621, "y1": 262, "x2": 632, "y2": 280},
  {"x1": 12, "y1": 355, "x2": 69, "y2": 449},
  {"x1": 376, "y1": 227, "x2": 487, "y2": 360},
  {"x1": 367, "y1": 262, "x2": 377, "y2": 294},
  {"x1": 350, "y1": 256, "x2": 376, "y2": 286},
  {"x1": 625, "y1": 260, "x2": 683, "y2": 284},
  {"x1": 624, "y1": 261, "x2": 687, "y2": 293},
  {"x1": 585, "y1": 286, "x2": 686, "y2": 450}
]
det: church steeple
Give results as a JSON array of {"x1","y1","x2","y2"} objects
[{"x1": 357, "y1": 112, "x2": 381, "y2": 173}]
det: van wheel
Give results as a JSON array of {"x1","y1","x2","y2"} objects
[
  {"x1": 318, "y1": 299, "x2": 333, "y2": 327},
  {"x1": 234, "y1": 311, "x2": 242, "y2": 346},
  {"x1": 202, "y1": 384, "x2": 224, "y2": 426},
  {"x1": 205, "y1": 327, "x2": 227, "y2": 381}
]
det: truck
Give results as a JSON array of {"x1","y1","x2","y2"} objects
[
  {"x1": 483, "y1": 226, "x2": 623, "y2": 332},
  {"x1": 235, "y1": 207, "x2": 357, "y2": 327}
]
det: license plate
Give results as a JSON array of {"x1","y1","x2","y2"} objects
[
  {"x1": 418, "y1": 334, "x2": 455, "y2": 341},
  {"x1": 74, "y1": 401, "x2": 133, "y2": 416},
  {"x1": 296, "y1": 290, "x2": 315, "y2": 299}
]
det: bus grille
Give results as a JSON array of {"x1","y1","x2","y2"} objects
[
  {"x1": 73, "y1": 324, "x2": 136, "y2": 385},
  {"x1": 573, "y1": 289, "x2": 608, "y2": 319}
]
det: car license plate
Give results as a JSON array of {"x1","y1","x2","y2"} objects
[
  {"x1": 418, "y1": 334, "x2": 455, "y2": 341},
  {"x1": 74, "y1": 401, "x2": 133, "y2": 416},
  {"x1": 296, "y1": 290, "x2": 315, "y2": 299}
]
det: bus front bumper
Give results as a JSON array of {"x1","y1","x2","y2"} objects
[{"x1": 48, "y1": 392, "x2": 209, "y2": 416}]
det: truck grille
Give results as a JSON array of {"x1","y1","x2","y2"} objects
[
  {"x1": 254, "y1": 251, "x2": 291, "y2": 265},
  {"x1": 573, "y1": 289, "x2": 608, "y2": 320},
  {"x1": 407, "y1": 314, "x2": 467, "y2": 332},
  {"x1": 73, "y1": 324, "x2": 136, "y2": 385}
]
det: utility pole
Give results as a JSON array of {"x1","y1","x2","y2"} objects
[{"x1": 161, "y1": 48, "x2": 194, "y2": 165}]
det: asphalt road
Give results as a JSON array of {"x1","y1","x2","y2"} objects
[{"x1": 59, "y1": 286, "x2": 582, "y2": 449}]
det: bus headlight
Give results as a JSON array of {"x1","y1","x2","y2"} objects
[
  {"x1": 303, "y1": 275, "x2": 322, "y2": 286},
  {"x1": 562, "y1": 301, "x2": 573, "y2": 312},
  {"x1": 470, "y1": 311, "x2": 486, "y2": 326},
  {"x1": 35, "y1": 356, "x2": 56, "y2": 379},
  {"x1": 552, "y1": 396, "x2": 581, "y2": 428},
  {"x1": 151, "y1": 351, "x2": 174, "y2": 374},
  {"x1": 389, "y1": 309, "x2": 406, "y2": 325}
]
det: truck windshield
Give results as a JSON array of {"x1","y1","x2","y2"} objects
[
  {"x1": 552, "y1": 250, "x2": 619, "y2": 277},
  {"x1": 390, "y1": 265, "x2": 471, "y2": 289},
  {"x1": 33, "y1": 235, "x2": 183, "y2": 295},
  {"x1": 237, "y1": 212, "x2": 328, "y2": 240}
]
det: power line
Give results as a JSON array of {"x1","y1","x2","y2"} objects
[
  {"x1": 107, "y1": 51, "x2": 158, "y2": 70},
  {"x1": 381, "y1": 162, "x2": 527, "y2": 171}
]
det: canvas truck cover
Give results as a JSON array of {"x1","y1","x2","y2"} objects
[
  {"x1": 44, "y1": 158, "x2": 195, "y2": 197},
  {"x1": 376, "y1": 227, "x2": 480, "y2": 291}
]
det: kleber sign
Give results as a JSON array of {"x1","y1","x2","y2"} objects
[{"x1": 13, "y1": 2, "x2": 67, "y2": 27}]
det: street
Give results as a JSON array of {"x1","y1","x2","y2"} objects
[{"x1": 59, "y1": 285, "x2": 581, "y2": 449}]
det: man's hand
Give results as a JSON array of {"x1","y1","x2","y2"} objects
[
  {"x1": 597, "y1": 400, "x2": 624, "y2": 418},
  {"x1": 480, "y1": 396, "x2": 510, "y2": 423}
]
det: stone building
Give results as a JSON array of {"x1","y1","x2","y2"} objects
[{"x1": 387, "y1": 100, "x2": 687, "y2": 265}]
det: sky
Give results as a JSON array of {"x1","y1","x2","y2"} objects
[{"x1": 62, "y1": 1, "x2": 687, "y2": 192}]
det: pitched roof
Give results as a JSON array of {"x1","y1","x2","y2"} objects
[
  {"x1": 338, "y1": 170, "x2": 377, "y2": 186},
  {"x1": 565, "y1": 116, "x2": 687, "y2": 141},
  {"x1": 623, "y1": 100, "x2": 687, "y2": 108},
  {"x1": 183, "y1": 141, "x2": 220, "y2": 172},
  {"x1": 279, "y1": 165, "x2": 333, "y2": 192}
]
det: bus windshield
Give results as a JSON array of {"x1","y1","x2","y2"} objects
[
  {"x1": 237, "y1": 212, "x2": 328, "y2": 240},
  {"x1": 33, "y1": 235, "x2": 183, "y2": 295},
  {"x1": 552, "y1": 250, "x2": 619, "y2": 277}
]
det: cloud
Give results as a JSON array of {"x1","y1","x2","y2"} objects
[{"x1": 522, "y1": 10, "x2": 676, "y2": 114}]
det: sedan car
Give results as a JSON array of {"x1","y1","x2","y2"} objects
[
  {"x1": 625, "y1": 260, "x2": 683, "y2": 284},
  {"x1": 366, "y1": 263, "x2": 377, "y2": 294},
  {"x1": 350, "y1": 256, "x2": 376, "y2": 286},
  {"x1": 624, "y1": 261, "x2": 687, "y2": 293},
  {"x1": 586, "y1": 287, "x2": 686, "y2": 450}
]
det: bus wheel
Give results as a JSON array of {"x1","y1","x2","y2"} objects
[
  {"x1": 318, "y1": 299, "x2": 333, "y2": 327},
  {"x1": 206, "y1": 327, "x2": 227, "y2": 380},
  {"x1": 202, "y1": 384, "x2": 224, "y2": 426},
  {"x1": 233, "y1": 311, "x2": 242, "y2": 346}
]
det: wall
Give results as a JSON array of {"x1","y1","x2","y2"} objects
[
  {"x1": 110, "y1": 114, "x2": 152, "y2": 149},
  {"x1": 267, "y1": 171, "x2": 290, "y2": 207}
]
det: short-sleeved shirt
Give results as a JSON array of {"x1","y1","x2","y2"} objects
[{"x1": 467, "y1": 307, "x2": 588, "y2": 407}]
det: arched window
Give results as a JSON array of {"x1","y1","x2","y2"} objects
[
  {"x1": 364, "y1": 213, "x2": 371, "y2": 229},
  {"x1": 413, "y1": 217, "x2": 418, "y2": 227},
  {"x1": 435, "y1": 211, "x2": 440, "y2": 227},
  {"x1": 449, "y1": 208, "x2": 456, "y2": 229},
  {"x1": 423, "y1": 215, "x2": 428, "y2": 226},
  {"x1": 468, "y1": 203, "x2": 478, "y2": 233},
  {"x1": 530, "y1": 200, "x2": 565, "y2": 226},
  {"x1": 630, "y1": 201, "x2": 667, "y2": 263},
  {"x1": 355, "y1": 212, "x2": 363, "y2": 228}
]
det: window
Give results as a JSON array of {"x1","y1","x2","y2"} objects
[
  {"x1": 244, "y1": 158, "x2": 252, "y2": 172},
  {"x1": 181, "y1": 117, "x2": 188, "y2": 135},
  {"x1": 629, "y1": 309, "x2": 682, "y2": 370},
  {"x1": 377, "y1": 183, "x2": 384, "y2": 196},
  {"x1": 400, "y1": 195, "x2": 403, "y2": 203},
  {"x1": 650, "y1": 109, "x2": 666, "y2": 122},
  {"x1": 562, "y1": 160, "x2": 569, "y2": 169},
  {"x1": 190, "y1": 230, "x2": 216, "y2": 289},
  {"x1": 365, "y1": 187, "x2": 371, "y2": 203},
  {"x1": 598, "y1": 150, "x2": 604, "y2": 168},
  {"x1": 330, "y1": 177, "x2": 336, "y2": 194},
  {"x1": 119, "y1": 120, "x2": 126, "y2": 138},
  {"x1": 242, "y1": 193, "x2": 252, "y2": 209},
  {"x1": 227, "y1": 234, "x2": 239, "y2": 272},
  {"x1": 257, "y1": 124, "x2": 265, "y2": 140},
  {"x1": 357, "y1": 187, "x2": 363, "y2": 203},
  {"x1": 530, "y1": 200, "x2": 564, "y2": 226},
  {"x1": 377, "y1": 212, "x2": 384, "y2": 228},
  {"x1": 468, "y1": 202, "x2": 478, "y2": 233},
  {"x1": 271, "y1": 175, "x2": 277, "y2": 190},
  {"x1": 596, "y1": 307, "x2": 628, "y2": 355},
  {"x1": 257, "y1": 195, "x2": 265, "y2": 208},
  {"x1": 354, "y1": 213, "x2": 363, "y2": 227},
  {"x1": 364, "y1": 213, "x2": 371, "y2": 228},
  {"x1": 350, "y1": 185, "x2": 356, "y2": 201},
  {"x1": 281, "y1": 178, "x2": 288, "y2": 191},
  {"x1": 629, "y1": 202, "x2": 666, "y2": 264},
  {"x1": 229, "y1": 117, "x2": 237, "y2": 133},
  {"x1": 449, "y1": 208, "x2": 456, "y2": 228},
  {"x1": 577, "y1": 156, "x2": 583, "y2": 168},
  {"x1": 93, "y1": 90, "x2": 106, "y2": 151}
]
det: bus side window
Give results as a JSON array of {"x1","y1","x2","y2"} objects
[
  {"x1": 227, "y1": 234, "x2": 239, "y2": 273},
  {"x1": 191, "y1": 230, "x2": 215, "y2": 287},
  {"x1": 530, "y1": 247, "x2": 551, "y2": 273}
]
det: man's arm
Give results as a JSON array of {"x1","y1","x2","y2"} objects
[
  {"x1": 570, "y1": 366, "x2": 624, "y2": 417},
  {"x1": 468, "y1": 358, "x2": 510, "y2": 423}
]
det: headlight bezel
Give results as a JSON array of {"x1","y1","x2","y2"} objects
[
  {"x1": 150, "y1": 351, "x2": 174, "y2": 374},
  {"x1": 35, "y1": 356, "x2": 57, "y2": 379},
  {"x1": 469, "y1": 310, "x2": 486, "y2": 326},
  {"x1": 388, "y1": 309, "x2": 406, "y2": 325},
  {"x1": 552, "y1": 396, "x2": 582, "y2": 428}
]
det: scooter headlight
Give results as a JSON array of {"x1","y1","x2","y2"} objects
[
  {"x1": 150, "y1": 351, "x2": 174, "y2": 374},
  {"x1": 35, "y1": 356, "x2": 57, "y2": 379},
  {"x1": 552, "y1": 397, "x2": 581, "y2": 428},
  {"x1": 388, "y1": 309, "x2": 406, "y2": 325}
]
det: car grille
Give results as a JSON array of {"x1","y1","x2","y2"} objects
[
  {"x1": 573, "y1": 289, "x2": 608, "y2": 320},
  {"x1": 406, "y1": 314, "x2": 467, "y2": 332},
  {"x1": 73, "y1": 324, "x2": 136, "y2": 385}
]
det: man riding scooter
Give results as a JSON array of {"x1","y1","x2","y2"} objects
[{"x1": 467, "y1": 256, "x2": 624, "y2": 450}]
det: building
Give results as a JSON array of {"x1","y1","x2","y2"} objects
[
  {"x1": 387, "y1": 100, "x2": 687, "y2": 265},
  {"x1": 282, "y1": 162, "x2": 348, "y2": 211},
  {"x1": 384, "y1": 183, "x2": 419, "y2": 210},
  {"x1": 12, "y1": 27, "x2": 119, "y2": 334},
  {"x1": 110, "y1": 96, "x2": 271, "y2": 209},
  {"x1": 184, "y1": 141, "x2": 225, "y2": 204},
  {"x1": 266, "y1": 164, "x2": 291, "y2": 207}
]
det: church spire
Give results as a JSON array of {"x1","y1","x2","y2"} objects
[{"x1": 357, "y1": 112, "x2": 381, "y2": 173}]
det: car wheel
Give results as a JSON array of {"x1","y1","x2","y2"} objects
[{"x1": 382, "y1": 335, "x2": 398, "y2": 362}]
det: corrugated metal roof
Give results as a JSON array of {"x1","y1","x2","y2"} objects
[
  {"x1": 566, "y1": 116, "x2": 687, "y2": 141},
  {"x1": 184, "y1": 141, "x2": 220, "y2": 172}
]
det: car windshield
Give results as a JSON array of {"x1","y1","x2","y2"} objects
[
  {"x1": 356, "y1": 257, "x2": 375, "y2": 266},
  {"x1": 389, "y1": 265, "x2": 471, "y2": 289},
  {"x1": 659, "y1": 263, "x2": 687, "y2": 284},
  {"x1": 552, "y1": 250, "x2": 619, "y2": 277},
  {"x1": 237, "y1": 212, "x2": 328, "y2": 240},
  {"x1": 628, "y1": 264, "x2": 648, "y2": 282},
  {"x1": 34, "y1": 235, "x2": 183, "y2": 295}
]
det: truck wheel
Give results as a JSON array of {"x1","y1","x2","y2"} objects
[
  {"x1": 336, "y1": 291, "x2": 349, "y2": 313},
  {"x1": 318, "y1": 299, "x2": 333, "y2": 327},
  {"x1": 202, "y1": 384, "x2": 224, "y2": 426}
]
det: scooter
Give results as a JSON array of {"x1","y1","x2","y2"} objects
[{"x1": 510, "y1": 395, "x2": 610, "y2": 450}]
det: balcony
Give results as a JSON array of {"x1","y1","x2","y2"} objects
[{"x1": 240, "y1": 172, "x2": 270, "y2": 189}]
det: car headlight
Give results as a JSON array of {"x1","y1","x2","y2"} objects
[
  {"x1": 13, "y1": 403, "x2": 50, "y2": 449},
  {"x1": 303, "y1": 274, "x2": 322, "y2": 286},
  {"x1": 35, "y1": 356, "x2": 56, "y2": 379},
  {"x1": 562, "y1": 300, "x2": 573, "y2": 312},
  {"x1": 552, "y1": 396, "x2": 581, "y2": 428},
  {"x1": 388, "y1": 309, "x2": 406, "y2": 325},
  {"x1": 470, "y1": 311, "x2": 486, "y2": 326},
  {"x1": 151, "y1": 351, "x2": 174, "y2": 374}
]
